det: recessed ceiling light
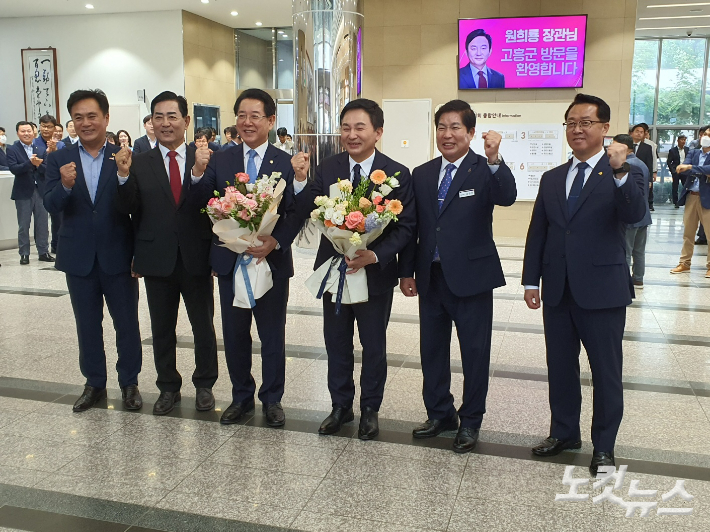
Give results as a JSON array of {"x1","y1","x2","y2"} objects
[
  {"x1": 640, "y1": 14, "x2": 710, "y2": 19},
  {"x1": 637, "y1": 24, "x2": 710, "y2": 30},
  {"x1": 278, "y1": 30, "x2": 284, "y2": 33},
  {"x1": 85, "y1": 3, "x2": 94, "y2": 8},
  {"x1": 231, "y1": 11, "x2": 238, "y2": 16},
  {"x1": 201, "y1": 0, "x2": 209, "y2": 4},
  {"x1": 648, "y1": 2, "x2": 710, "y2": 7},
  {"x1": 255, "y1": 21, "x2": 263, "y2": 26}
]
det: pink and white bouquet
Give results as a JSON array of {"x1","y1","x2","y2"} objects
[
  {"x1": 304, "y1": 169, "x2": 403, "y2": 311},
  {"x1": 203, "y1": 172, "x2": 287, "y2": 308}
]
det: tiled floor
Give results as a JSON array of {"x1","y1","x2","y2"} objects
[{"x1": 0, "y1": 204, "x2": 709, "y2": 531}]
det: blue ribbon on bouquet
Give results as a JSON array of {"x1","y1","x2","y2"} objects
[
  {"x1": 316, "y1": 255, "x2": 348, "y2": 315},
  {"x1": 233, "y1": 253, "x2": 256, "y2": 308}
]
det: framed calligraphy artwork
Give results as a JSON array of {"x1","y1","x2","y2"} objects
[{"x1": 21, "y1": 48, "x2": 60, "y2": 124}]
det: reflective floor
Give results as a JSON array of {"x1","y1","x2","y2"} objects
[{"x1": 0, "y1": 204, "x2": 709, "y2": 531}]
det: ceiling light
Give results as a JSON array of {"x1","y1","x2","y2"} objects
[
  {"x1": 201, "y1": 0, "x2": 209, "y2": 4},
  {"x1": 231, "y1": 11, "x2": 238, "y2": 16},
  {"x1": 648, "y1": 2, "x2": 710, "y2": 7},
  {"x1": 85, "y1": 3, "x2": 94, "y2": 8},
  {"x1": 637, "y1": 24, "x2": 710, "y2": 30},
  {"x1": 256, "y1": 21, "x2": 263, "y2": 26},
  {"x1": 640, "y1": 15, "x2": 710, "y2": 19}
]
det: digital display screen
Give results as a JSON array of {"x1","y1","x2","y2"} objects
[{"x1": 458, "y1": 15, "x2": 587, "y2": 90}]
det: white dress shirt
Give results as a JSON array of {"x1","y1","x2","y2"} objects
[
  {"x1": 22, "y1": 141, "x2": 34, "y2": 159},
  {"x1": 243, "y1": 140, "x2": 269, "y2": 177},
  {"x1": 350, "y1": 151, "x2": 376, "y2": 181},
  {"x1": 68, "y1": 136, "x2": 79, "y2": 144}
]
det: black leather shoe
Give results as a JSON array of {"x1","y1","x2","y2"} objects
[
  {"x1": 153, "y1": 391, "x2": 181, "y2": 416},
  {"x1": 696, "y1": 238, "x2": 708, "y2": 245},
  {"x1": 195, "y1": 388, "x2": 215, "y2": 411},
  {"x1": 263, "y1": 402, "x2": 285, "y2": 427},
  {"x1": 532, "y1": 437, "x2": 582, "y2": 457},
  {"x1": 412, "y1": 415, "x2": 459, "y2": 439},
  {"x1": 73, "y1": 385, "x2": 107, "y2": 412},
  {"x1": 358, "y1": 406, "x2": 379, "y2": 440},
  {"x1": 121, "y1": 384, "x2": 142, "y2": 410},
  {"x1": 20, "y1": 255, "x2": 29, "y2": 265},
  {"x1": 220, "y1": 399, "x2": 255, "y2": 425},
  {"x1": 453, "y1": 427, "x2": 479, "y2": 453},
  {"x1": 590, "y1": 451, "x2": 615, "y2": 476},
  {"x1": 319, "y1": 405, "x2": 354, "y2": 435},
  {"x1": 38, "y1": 253, "x2": 54, "y2": 262}
]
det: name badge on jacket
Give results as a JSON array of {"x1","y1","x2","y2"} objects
[{"x1": 459, "y1": 189, "x2": 475, "y2": 198}]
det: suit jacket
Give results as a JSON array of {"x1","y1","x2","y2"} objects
[
  {"x1": 7, "y1": 139, "x2": 47, "y2": 200},
  {"x1": 678, "y1": 148, "x2": 710, "y2": 210},
  {"x1": 626, "y1": 153, "x2": 651, "y2": 228},
  {"x1": 308, "y1": 150, "x2": 415, "y2": 296},
  {"x1": 522, "y1": 155, "x2": 647, "y2": 310},
  {"x1": 459, "y1": 65, "x2": 505, "y2": 89},
  {"x1": 43, "y1": 142, "x2": 134, "y2": 277},
  {"x1": 634, "y1": 141, "x2": 654, "y2": 177},
  {"x1": 399, "y1": 149, "x2": 517, "y2": 298},
  {"x1": 115, "y1": 145, "x2": 213, "y2": 277},
  {"x1": 61, "y1": 136, "x2": 78, "y2": 147},
  {"x1": 199, "y1": 142, "x2": 303, "y2": 278},
  {"x1": 0, "y1": 147, "x2": 8, "y2": 171},
  {"x1": 132, "y1": 135, "x2": 153, "y2": 155},
  {"x1": 667, "y1": 146, "x2": 683, "y2": 175}
]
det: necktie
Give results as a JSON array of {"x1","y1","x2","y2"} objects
[
  {"x1": 167, "y1": 151, "x2": 181, "y2": 205},
  {"x1": 352, "y1": 163, "x2": 362, "y2": 186},
  {"x1": 247, "y1": 149, "x2": 258, "y2": 183},
  {"x1": 634, "y1": 144, "x2": 638, "y2": 154},
  {"x1": 433, "y1": 163, "x2": 456, "y2": 262},
  {"x1": 567, "y1": 161, "x2": 588, "y2": 216},
  {"x1": 478, "y1": 71, "x2": 487, "y2": 89}
]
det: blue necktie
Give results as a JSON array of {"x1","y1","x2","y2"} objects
[
  {"x1": 247, "y1": 149, "x2": 258, "y2": 183},
  {"x1": 567, "y1": 161, "x2": 588, "y2": 216},
  {"x1": 433, "y1": 163, "x2": 456, "y2": 262},
  {"x1": 352, "y1": 163, "x2": 362, "y2": 186}
]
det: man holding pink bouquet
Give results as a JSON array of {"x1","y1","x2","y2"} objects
[
  {"x1": 291, "y1": 99, "x2": 414, "y2": 440},
  {"x1": 399, "y1": 99, "x2": 517, "y2": 454},
  {"x1": 192, "y1": 89, "x2": 304, "y2": 428}
]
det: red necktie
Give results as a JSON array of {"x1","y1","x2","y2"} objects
[
  {"x1": 478, "y1": 71, "x2": 487, "y2": 89},
  {"x1": 167, "y1": 151, "x2": 181, "y2": 205}
]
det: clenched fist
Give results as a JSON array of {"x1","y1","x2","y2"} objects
[
  {"x1": 605, "y1": 142, "x2": 628, "y2": 175},
  {"x1": 46, "y1": 139, "x2": 57, "y2": 153},
  {"x1": 481, "y1": 130, "x2": 502, "y2": 163},
  {"x1": 192, "y1": 146, "x2": 212, "y2": 177},
  {"x1": 291, "y1": 151, "x2": 310, "y2": 182},
  {"x1": 115, "y1": 146, "x2": 132, "y2": 178},
  {"x1": 60, "y1": 162, "x2": 77, "y2": 189}
]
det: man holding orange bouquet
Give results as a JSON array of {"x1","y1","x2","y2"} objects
[
  {"x1": 292, "y1": 98, "x2": 415, "y2": 440},
  {"x1": 399, "y1": 99, "x2": 517, "y2": 453}
]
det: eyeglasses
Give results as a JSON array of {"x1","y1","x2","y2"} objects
[
  {"x1": 563, "y1": 120, "x2": 606, "y2": 130},
  {"x1": 236, "y1": 114, "x2": 268, "y2": 123}
]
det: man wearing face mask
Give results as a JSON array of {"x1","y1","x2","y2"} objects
[
  {"x1": 0, "y1": 127, "x2": 8, "y2": 171},
  {"x1": 671, "y1": 126, "x2": 710, "y2": 277}
]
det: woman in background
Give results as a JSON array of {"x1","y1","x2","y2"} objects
[{"x1": 117, "y1": 130, "x2": 133, "y2": 151}]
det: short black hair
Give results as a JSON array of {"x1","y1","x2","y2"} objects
[
  {"x1": 39, "y1": 114, "x2": 57, "y2": 126},
  {"x1": 151, "y1": 91, "x2": 188, "y2": 117},
  {"x1": 226, "y1": 125, "x2": 238, "y2": 138},
  {"x1": 678, "y1": 134, "x2": 687, "y2": 140},
  {"x1": 234, "y1": 88, "x2": 276, "y2": 117},
  {"x1": 564, "y1": 93, "x2": 611, "y2": 123},
  {"x1": 612, "y1": 134, "x2": 634, "y2": 151},
  {"x1": 434, "y1": 99, "x2": 476, "y2": 131},
  {"x1": 277, "y1": 127, "x2": 288, "y2": 136},
  {"x1": 67, "y1": 89, "x2": 109, "y2": 116},
  {"x1": 340, "y1": 98, "x2": 384, "y2": 129},
  {"x1": 0, "y1": 126, "x2": 5, "y2": 133},
  {"x1": 143, "y1": 114, "x2": 152, "y2": 124},
  {"x1": 16, "y1": 121, "x2": 32, "y2": 132},
  {"x1": 106, "y1": 131, "x2": 119, "y2": 144},
  {"x1": 465, "y1": 29, "x2": 492, "y2": 49},
  {"x1": 116, "y1": 129, "x2": 132, "y2": 146},
  {"x1": 55, "y1": 123, "x2": 63, "y2": 131},
  {"x1": 29, "y1": 122, "x2": 37, "y2": 129},
  {"x1": 194, "y1": 128, "x2": 211, "y2": 141},
  {"x1": 65, "y1": 119, "x2": 73, "y2": 127}
]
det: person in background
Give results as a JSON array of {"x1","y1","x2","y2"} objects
[
  {"x1": 62, "y1": 120, "x2": 79, "y2": 145},
  {"x1": 106, "y1": 132, "x2": 118, "y2": 145},
  {"x1": 30, "y1": 122, "x2": 38, "y2": 138},
  {"x1": 286, "y1": 134, "x2": 293, "y2": 143},
  {"x1": 208, "y1": 128, "x2": 220, "y2": 152},
  {"x1": 273, "y1": 127, "x2": 294, "y2": 154},
  {"x1": 0, "y1": 126, "x2": 8, "y2": 171},
  {"x1": 53, "y1": 123, "x2": 64, "y2": 143},
  {"x1": 644, "y1": 128, "x2": 658, "y2": 212},
  {"x1": 222, "y1": 126, "x2": 239, "y2": 150},
  {"x1": 117, "y1": 130, "x2": 132, "y2": 151},
  {"x1": 193, "y1": 128, "x2": 210, "y2": 149},
  {"x1": 37, "y1": 115, "x2": 65, "y2": 254},
  {"x1": 667, "y1": 135, "x2": 687, "y2": 209},
  {"x1": 689, "y1": 127, "x2": 708, "y2": 243},
  {"x1": 132, "y1": 115, "x2": 157, "y2": 154}
]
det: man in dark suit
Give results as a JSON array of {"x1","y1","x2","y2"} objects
[
  {"x1": 671, "y1": 126, "x2": 710, "y2": 277},
  {"x1": 194, "y1": 88, "x2": 304, "y2": 427},
  {"x1": 459, "y1": 29, "x2": 505, "y2": 89},
  {"x1": 61, "y1": 119, "x2": 79, "y2": 146},
  {"x1": 222, "y1": 126, "x2": 239, "y2": 150},
  {"x1": 398, "y1": 100, "x2": 516, "y2": 453},
  {"x1": 630, "y1": 123, "x2": 654, "y2": 210},
  {"x1": 6, "y1": 121, "x2": 54, "y2": 265},
  {"x1": 36, "y1": 115, "x2": 66, "y2": 255},
  {"x1": 115, "y1": 91, "x2": 218, "y2": 416},
  {"x1": 292, "y1": 99, "x2": 415, "y2": 440},
  {"x1": 43, "y1": 89, "x2": 143, "y2": 412},
  {"x1": 667, "y1": 135, "x2": 687, "y2": 208},
  {"x1": 523, "y1": 94, "x2": 646, "y2": 475},
  {"x1": 0, "y1": 126, "x2": 9, "y2": 171},
  {"x1": 132, "y1": 115, "x2": 157, "y2": 155}
]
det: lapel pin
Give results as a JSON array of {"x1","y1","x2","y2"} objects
[
  {"x1": 598, "y1": 172, "x2": 603, "y2": 175},
  {"x1": 269, "y1": 160, "x2": 273, "y2": 164}
]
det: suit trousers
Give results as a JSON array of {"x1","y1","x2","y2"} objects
[
  {"x1": 625, "y1": 225, "x2": 648, "y2": 282},
  {"x1": 322, "y1": 289, "x2": 393, "y2": 411},
  {"x1": 671, "y1": 173, "x2": 685, "y2": 206},
  {"x1": 218, "y1": 274, "x2": 289, "y2": 404},
  {"x1": 15, "y1": 188, "x2": 48, "y2": 256},
  {"x1": 65, "y1": 259, "x2": 142, "y2": 389},
  {"x1": 543, "y1": 281, "x2": 625, "y2": 452},
  {"x1": 143, "y1": 252, "x2": 218, "y2": 393},
  {"x1": 50, "y1": 211, "x2": 62, "y2": 252},
  {"x1": 419, "y1": 262, "x2": 493, "y2": 429},
  {"x1": 680, "y1": 193, "x2": 710, "y2": 269}
]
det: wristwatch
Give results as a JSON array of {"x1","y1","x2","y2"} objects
[
  {"x1": 488, "y1": 154, "x2": 503, "y2": 165},
  {"x1": 612, "y1": 162, "x2": 630, "y2": 175}
]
